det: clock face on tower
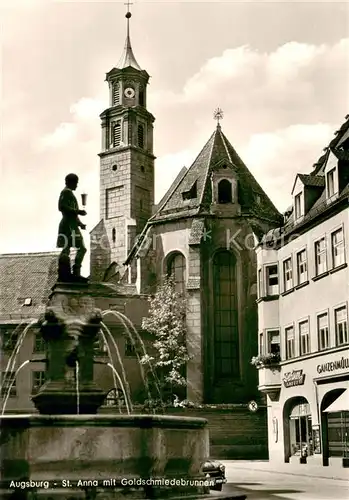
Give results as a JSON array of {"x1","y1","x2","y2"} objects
[{"x1": 124, "y1": 87, "x2": 135, "y2": 99}]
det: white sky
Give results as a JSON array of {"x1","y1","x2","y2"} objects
[{"x1": 1, "y1": 0, "x2": 349, "y2": 274}]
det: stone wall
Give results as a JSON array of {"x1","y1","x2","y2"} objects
[{"x1": 162, "y1": 406, "x2": 269, "y2": 460}]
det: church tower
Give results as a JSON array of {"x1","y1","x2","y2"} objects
[{"x1": 98, "y1": 10, "x2": 155, "y2": 275}]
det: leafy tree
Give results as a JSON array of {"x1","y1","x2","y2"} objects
[{"x1": 140, "y1": 276, "x2": 191, "y2": 406}]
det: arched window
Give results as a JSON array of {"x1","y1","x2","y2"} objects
[
  {"x1": 167, "y1": 252, "x2": 186, "y2": 293},
  {"x1": 218, "y1": 179, "x2": 232, "y2": 204},
  {"x1": 213, "y1": 250, "x2": 239, "y2": 379},
  {"x1": 105, "y1": 388, "x2": 124, "y2": 407},
  {"x1": 113, "y1": 122, "x2": 121, "y2": 147},
  {"x1": 138, "y1": 124, "x2": 144, "y2": 149}
]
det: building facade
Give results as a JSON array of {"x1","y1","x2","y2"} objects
[{"x1": 256, "y1": 116, "x2": 349, "y2": 469}]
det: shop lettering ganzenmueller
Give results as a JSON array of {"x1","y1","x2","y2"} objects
[{"x1": 317, "y1": 356, "x2": 349, "y2": 374}]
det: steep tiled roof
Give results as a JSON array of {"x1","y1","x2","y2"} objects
[
  {"x1": 155, "y1": 167, "x2": 188, "y2": 213},
  {"x1": 283, "y1": 185, "x2": 349, "y2": 236},
  {"x1": 0, "y1": 252, "x2": 59, "y2": 320},
  {"x1": 329, "y1": 116, "x2": 349, "y2": 149},
  {"x1": 151, "y1": 124, "x2": 281, "y2": 223},
  {"x1": 333, "y1": 149, "x2": 349, "y2": 161},
  {"x1": 313, "y1": 115, "x2": 349, "y2": 174},
  {"x1": 275, "y1": 114, "x2": 349, "y2": 237},
  {"x1": 298, "y1": 174, "x2": 325, "y2": 188}
]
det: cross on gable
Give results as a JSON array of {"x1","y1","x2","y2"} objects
[{"x1": 124, "y1": 0, "x2": 133, "y2": 11}]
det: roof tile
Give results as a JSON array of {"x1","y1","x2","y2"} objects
[
  {"x1": 0, "y1": 252, "x2": 59, "y2": 320},
  {"x1": 298, "y1": 174, "x2": 325, "y2": 188}
]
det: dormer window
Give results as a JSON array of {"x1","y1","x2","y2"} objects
[
  {"x1": 327, "y1": 168, "x2": 335, "y2": 197},
  {"x1": 182, "y1": 181, "x2": 197, "y2": 200},
  {"x1": 218, "y1": 179, "x2": 232, "y2": 204},
  {"x1": 294, "y1": 192, "x2": 303, "y2": 219},
  {"x1": 23, "y1": 298, "x2": 32, "y2": 306},
  {"x1": 324, "y1": 151, "x2": 339, "y2": 203}
]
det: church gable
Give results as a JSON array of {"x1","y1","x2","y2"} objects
[{"x1": 153, "y1": 124, "x2": 282, "y2": 224}]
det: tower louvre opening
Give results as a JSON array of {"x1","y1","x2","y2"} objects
[
  {"x1": 113, "y1": 83, "x2": 120, "y2": 105},
  {"x1": 113, "y1": 122, "x2": 121, "y2": 147},
  {"x1": 138, "y1": 124, "x2": 144, "y2": 149}
]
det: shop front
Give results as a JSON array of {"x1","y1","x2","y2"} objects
[
  {"x1": 319, "y1": 380, "x2": 349, "y2": 467},
  {"x1": 267, "y1": 348, "x2": 349, "y2": 468}
]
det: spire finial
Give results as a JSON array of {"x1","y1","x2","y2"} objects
[
  {"x1": 117, "y1": 1, "x2": 142, "y2": 70},
  {"x1": 124, "y1": 1, "x2": 133, "y2": 36},
  {"x1": 214, "y1": 107, "x2": 224, "y2": 128}
]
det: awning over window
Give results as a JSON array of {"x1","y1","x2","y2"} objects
[
  {"x1": 289, "y1": 403, "x2": 311, "y2": 418},
  {"x1": 323, "y1": 390, "x2": 349, "y2": 413}
]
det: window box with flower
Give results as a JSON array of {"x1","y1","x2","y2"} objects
[
  {"x1": 251, "y1": 352, "x2": 281, "y2": 369},
  {"x1": 251, "y1": 353, "x2": 281, "y2": 400}
]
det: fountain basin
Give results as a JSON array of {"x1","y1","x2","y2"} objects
[{"x1": 0, "y1": 414, "x2": 246, "y2": 499}]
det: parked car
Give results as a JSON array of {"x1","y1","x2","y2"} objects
[{"x1": 201, "y1": 459, "x2": 227, "y2": 491}]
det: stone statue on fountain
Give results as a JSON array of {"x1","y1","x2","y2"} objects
[{"x1": 57, "y1": 173, "x2": 88, "y2": 283}]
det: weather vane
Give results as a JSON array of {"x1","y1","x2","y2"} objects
[{"x1": 214, "y1": 107, "x2": 224, "y2": 125}]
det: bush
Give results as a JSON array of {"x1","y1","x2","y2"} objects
[{"x1": 140, "y1": 277, "x2": 192, "y2": 403}]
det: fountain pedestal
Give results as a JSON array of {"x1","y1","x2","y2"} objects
[{"x1": 31, "y1": 284, "x2": 107, "y2": 415}]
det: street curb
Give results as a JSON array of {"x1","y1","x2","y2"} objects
[{"x1": 230, "y1": 465, "x2": 349, "y2": 482}]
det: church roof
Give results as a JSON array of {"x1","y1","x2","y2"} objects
[
  {"x1": 116, "y1": 13, "x2": 142, "y2": 71},
  {"x1": 151, "y1": 124, "x2": 281, "y2": 223}
]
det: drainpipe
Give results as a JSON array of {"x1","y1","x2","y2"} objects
[{"x1": 313, "y1": 379, "x2": 320, "y2": 425}]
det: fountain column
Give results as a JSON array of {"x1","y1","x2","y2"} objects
[{"x1": 32, "y1": 285, "x2": 107, "y2": 415}]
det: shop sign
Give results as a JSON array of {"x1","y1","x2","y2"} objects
[
  {"x1": 283, "y1": 369, "x2": 305, "y2": 388},
  {"x1": 317, "y1": 356, "x2": 349, "y2": 374},
  {"x1": 247, "y1": 400, "x2": 258, "y2": 412}
]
